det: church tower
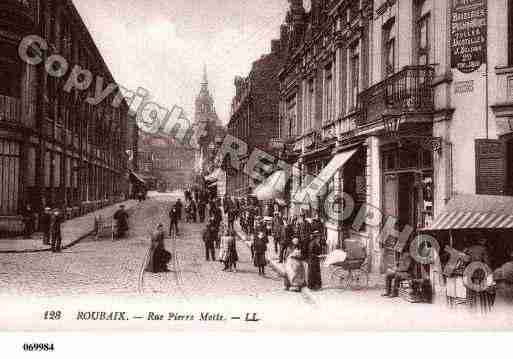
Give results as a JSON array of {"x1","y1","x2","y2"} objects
[{"x1": 193, "y1": 65, "x2": 224, "y2": 175}]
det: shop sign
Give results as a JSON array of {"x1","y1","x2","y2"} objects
[{"x1": 450, "y1": 0, "x2": 487, "y2": 74}]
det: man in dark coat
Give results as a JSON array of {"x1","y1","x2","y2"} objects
[
  {"x1": 51, "y1": 208, "x2": 65, "y2": 253},
  {"x1": 202, "y1": 222, "x2": 216, "y2": 261},
  {"x1": 198, "y1": 201, "x2": 206, "y2": 223},
  {"x1": 40, "y1": 207, "x2": 52, "y2": 246},
  {"x1": 113, "y1": 205, "x2": 129, "y2": 238},
  {"x1": 169, "y1": 205, "x2": 180, "y2": 236},
  {"x1": 280, "y1": 218, "x2": 295, "y2": 263},
  {"x1": 175, "y1": 199, "x2": 183, "y2": 221},
  {"x1": 297, "y1": 213, "x2": 311, "y2": 257}
]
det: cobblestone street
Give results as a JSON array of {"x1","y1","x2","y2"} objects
[{"x1": 0, "y1": 195, "x2": 305, "y2": 305}]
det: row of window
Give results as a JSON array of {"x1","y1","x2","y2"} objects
[{"x1": 282, "y1": 0, "x2": 431, "y2": 139}]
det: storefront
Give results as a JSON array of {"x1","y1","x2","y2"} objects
[{"x1": 380, "y1": 137, "x2": 434, "y2": 272}]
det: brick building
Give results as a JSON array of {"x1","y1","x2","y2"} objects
[
  {"x1": 0, "y1": 0, "x2": 136, "y2": 235},
  {"x1": 226, "y1": 39, "x2": 284, "y2": 198}
]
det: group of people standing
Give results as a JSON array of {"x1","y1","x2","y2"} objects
[
  {"x1": 21, "y1": 204, "x2": 65, "y2": 253},
  {"x1": 241, "y1": 208, "x2": 325, "y2": 291}
]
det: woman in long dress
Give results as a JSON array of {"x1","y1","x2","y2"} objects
[
  {"x1": 145, "y1": 224, "x2": 172, "y2": 273},
  {"x1": 284, "y1": 238, "x2": 306, "y2": 292},
  {"x1": 307, "y1": 232, "x2": 322, "y2": 290}
]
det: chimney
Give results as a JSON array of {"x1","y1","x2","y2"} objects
[
  {"x1": 311, "y1": 0, "x2": 321, "y2": 26},
  {"x1": 288, "y1": 0, "x2": 305, "y2": 51}
]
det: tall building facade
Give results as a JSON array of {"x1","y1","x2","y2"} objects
[
  {"x1": 0, "y1": 0, "x2": 136, "y2": 235},
  {"x1": 137, "y1": 131, "x2": 195, "y2": 191},
  {"x1": 226, "y1": 40, "x2": 285, "y2": 198},
  {"x1": 276, "y1": 0, "x2": 513, "y2": 274}
]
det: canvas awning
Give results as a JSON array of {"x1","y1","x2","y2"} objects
[
  {"x1": 424, "y1": 194, "x2": 513, "y2": 231},
  {"x1": 293, "y1": 147, "x2": 359, "y2": 204},
  {"x1": 252, "y1": 170, "x2": 288, "y2": 201},
  {"x1": 205, "y1": 168, "x2": 222, "y2": 183},
  {"x1": 129, "y1": 171, "x2": 146, "y2": 184}
]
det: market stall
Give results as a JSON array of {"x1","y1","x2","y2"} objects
[{"x1": 421, "y1": 194, "x2": 513, "y2": 310}]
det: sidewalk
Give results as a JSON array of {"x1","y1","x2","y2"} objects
[
  {"x1": 0, "y1": 200, "x2": 139, "y2": 253},
  {"x1": 233, "y1": 220, "x2": 384, "y2": 304}
]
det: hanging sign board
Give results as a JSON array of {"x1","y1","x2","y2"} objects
[{"x1": 450, "y1": 0, "x2": 487, "y2": 74}]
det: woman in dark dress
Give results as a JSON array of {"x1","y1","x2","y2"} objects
[
  {"x1": 253, "y1": 232, "x2": 268, "y2": 276},
  {"x1": 307, "y1": 232, "x2": 322, "y2": 290},
  {"x1": 145, "y1": 224, "x2": 172, "y2": 273}
]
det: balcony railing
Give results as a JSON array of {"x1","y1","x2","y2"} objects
[
  {"x1": 357, "y1": 66, "x2": 435, "y2": 127},
  {"x1": 0, "y1": 95, "x2": 21, "y2": 123}
]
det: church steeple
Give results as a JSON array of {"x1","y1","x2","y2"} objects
[{"x1": 202, "y1": 64, "x2": 208, "y2": 86}]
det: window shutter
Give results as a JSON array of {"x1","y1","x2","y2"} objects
[{"x1": 476, "y1": 139, "x2": 506, "y2": 195}]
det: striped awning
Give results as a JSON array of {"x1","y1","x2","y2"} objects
[{"x1": 426, "y1": 194, "x2": 513, "y2": 231}]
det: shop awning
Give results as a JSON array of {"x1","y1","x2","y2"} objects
[
  {"x1": 205, "y1": 168, "x2": 222, "y2": 183},
  {"x1": 425, "y1": 194, "x2": 513, "y2": 231},
  {"x1": 252, "y1": 170, "x2": 288, "y2": 201},
  {"x1": 293, "y1": 147, "x2": 359, "y2": 204},
  {"x1": 129, "y1": 171, "x2": 146, "y2": 184}
]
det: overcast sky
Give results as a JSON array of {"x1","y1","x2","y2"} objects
[{"x1": 72, "y1": 0, "x2": 313, "y2": 125}]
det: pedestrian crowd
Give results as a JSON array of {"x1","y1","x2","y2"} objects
[{"x1": 144, "y1": 192, "x2": 326, "y2": 294}]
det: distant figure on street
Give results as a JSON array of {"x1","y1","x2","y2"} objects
[
  {"x1": 190, "y1": 199, "x2": 197, "y2": 223},
  {"x1": 202, "y1": 221, "x2": 217, "y2": 261},
  {"x1": 169, "y1": 204, "x2": 180, "y2": 236},
  {"x1": 307, "y1": 232, "x2": 323, "y2": 290},
  {"x1": 227, "y1": 207, "x2": 237, "y2": 231},
  {"x1": 51, "y1": 208, "x2": 65, "y2": 253},
  {"x1": 175, "y1": 199, "x2": 183, "y2": 221},
  {"x1": 253, "y1": 231, "x2": 268, "y2": 276},
  {"x1": 40, "y1": 207, "x2": 52, "y2": 246},
  {"x1": 145, "y1": 224, "x2": 171, "y2": 273},
  {"x1": 22, "y1": 203, "x2": 35, "y2": 239},
  {"x1": 272, "y1": 212, "x2": 284, "y2": 256},
  {"x1": 113, "y1": 204, "x2": 129, "y2": 239},
  {"x1": 198, "y1": 201, "x2": 206, "y2": 223},
  {"x1": 284, "y1": 238, "x2": 306, "y2": 292}
]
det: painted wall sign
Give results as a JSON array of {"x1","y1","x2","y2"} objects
[{"x1": 450, "y1": 0, "x2": 487, "y2": 74}]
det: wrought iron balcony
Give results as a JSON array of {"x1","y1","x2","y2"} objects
[
  {"x1": 357, "y1": 66, "x2": 435, "y2": 127},
  {"x1": 0, "y1": 95, "x2": 21, "y2": 123}
]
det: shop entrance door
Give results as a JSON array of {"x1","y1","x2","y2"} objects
[
  {"x1": 382, "y1": 174, "x2": 398, "y2": 273},
  {"x1": 398, "y1": 172, "x2": 417, "y2": 231}
]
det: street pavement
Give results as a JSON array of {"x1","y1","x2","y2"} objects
[{"x1": 1, "y1": 193, "x2": 513, "y2": 330}]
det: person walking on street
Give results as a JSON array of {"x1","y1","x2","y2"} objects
[
  {"x1": 227, "y1": 207, "x2": 237, "y2": 231},
  {"x1": 51, "y1": 207, "x2": 65, "y2": 253},
  {"x1": 279, "y1": 217, "x2": 294, "y2": 263},
  {"x1": 113, "y1": 205, "x2": 129, "y2": 239},
  {"x1": 202, "y1": 221, "x2": 216, "y2": 261},
  {"x1": 198, "y1": 200, "x2": 206, "y2": 223},
  {"x1": 169, "y1": 204, "x2": 180, "y2": 236},
  {"x1": 272, "y1": 212, "x2": 283, "y2": 255},
  {"x1": 40, "y1": 206, "x2": 52, "y2": 246},
  {"x1": 190, "y1": 199, "x2": 197, "y2": 223},
  {"x1": 175, "y1": 198, "x2": 183, "y2": 221},
  {"x1": 253, "y1": 231, "x2": 268, "y2": 276},
  {"x1": 219, "y1": 227, "x2": 238, "y2": 271}
]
